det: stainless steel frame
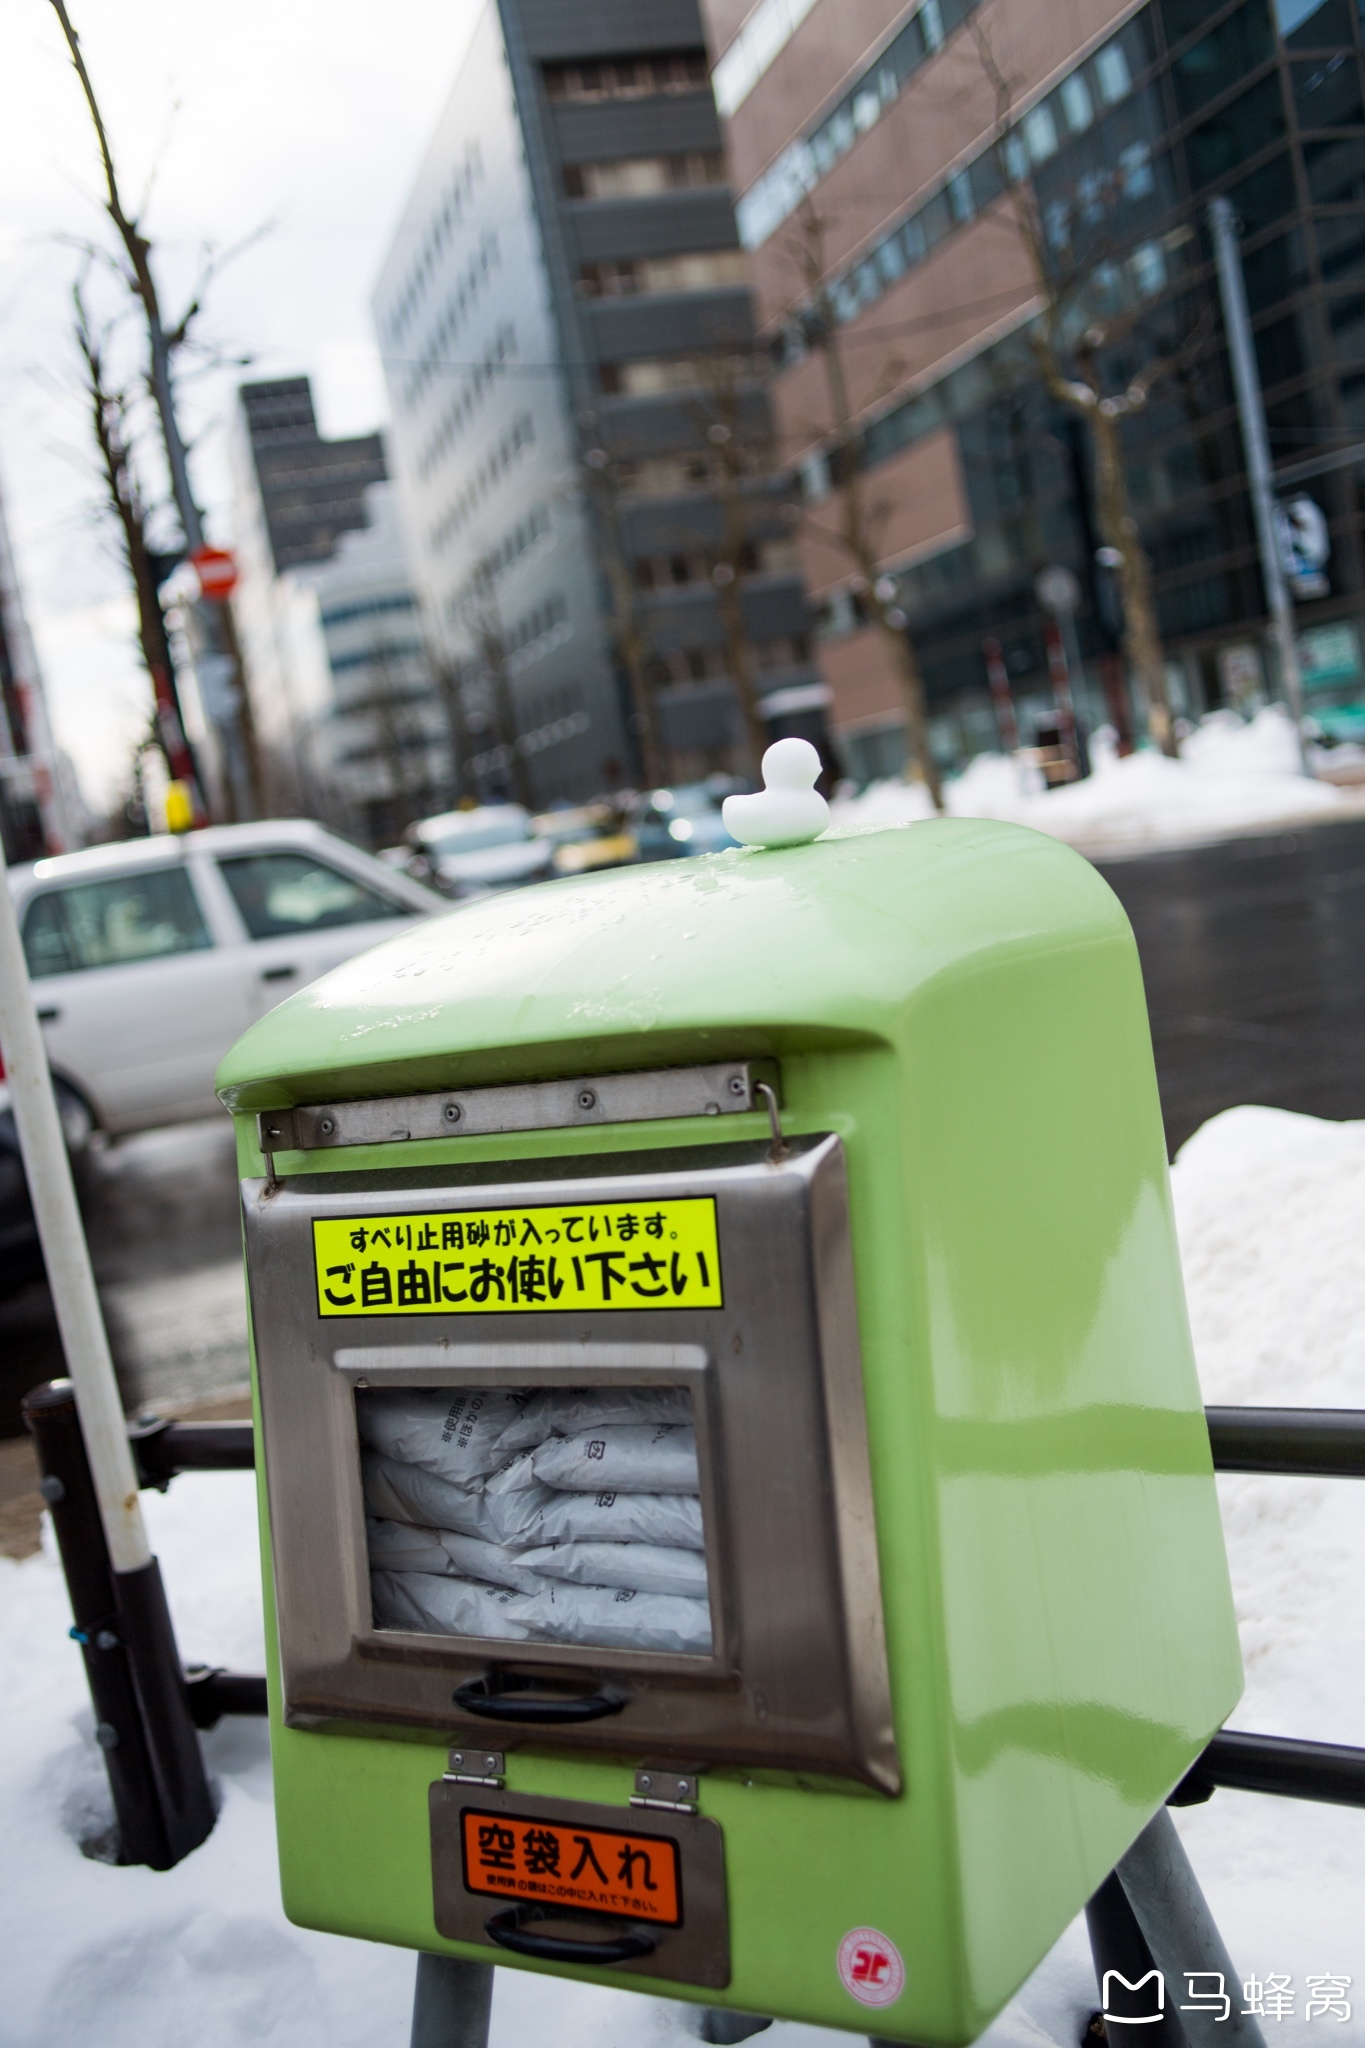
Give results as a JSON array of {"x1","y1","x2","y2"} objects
[
  {"x1": 256, "y1": 1060, "x2": 778, "y2": 1162},
  {"x1": 242, "y1": 1133, "x2": 899, "y2": 1792},
  {"x1": 428, "y1": 1783, "x2": 730, "y2": 1988}
]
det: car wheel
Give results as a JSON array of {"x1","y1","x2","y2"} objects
[{"x1": 55, "y1": 1081, "x2": 95, "y2": 1155}]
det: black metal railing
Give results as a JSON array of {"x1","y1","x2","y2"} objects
[{"x1": 24, "y1": 1390, "x2": 1365, "y2": 1869}]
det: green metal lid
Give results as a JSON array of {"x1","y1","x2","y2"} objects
[{"x1": 216, "y1": 822, "x2": 1124, "y2": 1111}]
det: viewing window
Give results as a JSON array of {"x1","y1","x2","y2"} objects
[{"x1": 359, "y1": 1384, "x2": 712, "y2": 1655}]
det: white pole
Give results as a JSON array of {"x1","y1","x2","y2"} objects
[{"x1": 0, "y1": 839, "x2": 150, "y2": 1570}]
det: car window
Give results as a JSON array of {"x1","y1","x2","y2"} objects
[
  {"x1": 217, "y1": 851, "x2": 406, "y2": 940},
  {"x1": 21, "y1": 867, "x2": 213, "y2": 979}
]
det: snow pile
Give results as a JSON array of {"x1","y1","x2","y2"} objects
[
  {"x1": 3, "y1": 1106, "x2": 1365, "y2": 2045},
  {"x1": 830, "y1": 707, "x2": 1355, "y2": 851}
]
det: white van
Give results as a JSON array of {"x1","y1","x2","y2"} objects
[{"x1": 5, "y1": 819, "x2": 444, "y2": 1139}]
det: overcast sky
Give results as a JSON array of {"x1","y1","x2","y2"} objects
[{"x1": 0, "y1": 0, "x2": 479, "y2": 813}]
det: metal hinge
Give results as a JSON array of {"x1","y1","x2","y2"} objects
[
  {"x1": 444, "y1": 1748, "x2": 505, "y2": 1788},
  {"x1": 255, "y1": 1059, "x2": 778, "y2": 1162},
  {"x1": 630, "y1": 1769, "x2": 698, "y2": 1814}
]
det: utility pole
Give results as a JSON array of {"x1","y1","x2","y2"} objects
[{"x1": 1208, "y1": 195, "x2": 1313, "y2": 774}]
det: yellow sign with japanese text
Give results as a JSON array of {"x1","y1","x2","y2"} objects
[{"x1": 312, "y1": 1198, "x2": 723, "y2": 1317}]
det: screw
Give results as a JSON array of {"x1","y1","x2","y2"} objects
[
  {"x1": 639, "y1": 1773, "x2": 653, "y2": 1790},
  {"x1": 483, "y1": 1755, "x2": 499, "y2": 1774},
  {"x1": 728, "y1": 1074, "x2": 747, "y2": 1097},
  {"x1": 39, "y1": 1475, "x2": 65, "y2": 1504},
  {"x1": 443, "y1": 1103, "x2": 462, "y2": 1124},
  {"x1": 95, "y1": 1722, "x2": 120, "y2": 1750},
  {"x1": 577, "y1": 1088, "x2": 597, "y2": 1111},
  {"x1": 319, "y1": 1116, "x2": 335, "y2": 1136},
  {"x1": 94, "y1": 1630, "x2": 119, "y2": 1652}
]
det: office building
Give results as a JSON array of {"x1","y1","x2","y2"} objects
[
  {"x1": 231, "y1": 379, "x2": 447, "y2": 842},
  {"x1": 0, "y1": 470, "x2": 74, "y2": 857},
  {"x1": 702, "y1": 0, "x2": 1365, "y2": 774},
  {"x1": 372, "y1": 0, "x2": 823, "y2": 801}
]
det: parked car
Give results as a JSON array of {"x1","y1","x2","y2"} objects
[
  {"x1": 5, "y1": 818, "x2": 444, "y2": 1145},
  {"x1": 405, "y1": 804, "x2": 554, "y2": 900},
  {"x1": 630, "y1": 782, "x2": 742, "y2": 862},
  {"x1": 533, "y1": 802, "x2": 638, "y2": 878},
  {"x1": 0, "y1": 1058, "x2": 94, "y2": 1298}
]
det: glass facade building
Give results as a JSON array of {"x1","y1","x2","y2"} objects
[
  {"x1": 725, "y1": 0, "x2": 1365, "y2": 776},
  {"x1": 830, "y1": 0, "x2": 1365, "y2": 769}
]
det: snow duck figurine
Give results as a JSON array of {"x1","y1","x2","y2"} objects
[{"x1": 723, "y1": 736, "x2": 830, "y2": 850}]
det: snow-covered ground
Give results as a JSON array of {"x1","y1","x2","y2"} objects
[
  {"x1": 830, "y1": 707, "x2": 1365, "y2": 854},
  {"x1": 3, "y1": 1106, "x2": 1365, "y2": 2046}
]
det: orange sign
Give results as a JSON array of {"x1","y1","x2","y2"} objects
[{"x1": 460, "y1": 1807, "x2": 682, "y2": 1926}]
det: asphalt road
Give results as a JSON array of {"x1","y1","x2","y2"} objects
[
  {"x1": 1096, "y1": 815, "x2": 1365, "y2": 1155},
  {"x1": 3, "y1": 813, "x2": 1365, "y2": 1438}
]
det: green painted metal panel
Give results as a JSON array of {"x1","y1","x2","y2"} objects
[{"x1": 225, "y1": 820, "x2": 1241, "y2": 2040}]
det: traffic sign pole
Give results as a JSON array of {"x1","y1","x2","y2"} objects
[{"x1": 1208, "y1": 196, "x2": 1314, "y2": 775}]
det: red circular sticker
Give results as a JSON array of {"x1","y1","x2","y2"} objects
[{"x1": 837, "y1": 1926, "x2": 906, "y2": 2007}]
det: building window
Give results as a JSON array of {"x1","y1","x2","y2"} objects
[
  {"x1": 599, "y1": 355, "x2": 751, "y2": 396},
  {"x1": 617, "y1": 453, "x2": 715, "y2": 492},
  {"x1": 543, "y1": 52, "x2": 707, "y2": 102},
  {"x1": 564, "y1": 152, "x2": 726, "y2": 198},
  {"x1": 1061, "y1": 74, "x2": 1094, "y2": 132},
  {"x1": 1095, "y1": 44, "x2": 1133, "y2": 102},
  {"x1": 579, "y1": 250, "x2": 750, "y2": 297}
]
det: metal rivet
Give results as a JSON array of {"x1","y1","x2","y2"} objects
[
  {"x1": 39, "y1": 1475, "x2": 65, "y2": 1504},
  {"x1": 443, "y1": 1103, "x2": 462, "y2": 1124},
  {"x1": 95, "y1": 1722, "x2": 120, "y2": 1750},
  {"x1": 728, "y1": 1074, "x2": 747, "y2": 1097},
  {"x1": 577, "y1": 1088, "x2": 597, "y2": 1111},
  {"x1": 319, "y1": 1116, "x2": 335, "y2": 1136},
  {"x1": 95, "y1": 1630, "x2": 119, "y2": 1652}
]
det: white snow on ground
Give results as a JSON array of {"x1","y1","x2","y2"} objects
[
  {"x1": 829, "y1": 707, "x2": 1365, "y2": 853},
  {"x1": 4, "y1": 1105, "x2": 1365, "y2": 2045}
]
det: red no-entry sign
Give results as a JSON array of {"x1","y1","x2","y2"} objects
[{"x1": 190, "y1": 545, "x2": 238, "y2": 600}]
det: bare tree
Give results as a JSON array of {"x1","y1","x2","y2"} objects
[
  {"x1": 71, "y1": 280, "x2": 202, "y2": 805},
  {"x1": 49, "y1": 0, "x2": 266, "y2": 811},
  {"x1": 781, "y1": 203, "x2": 945, "y2": 810},
  {"x1": 968, "y1": 18, "x2": 1198, "y2": 757},
  {"x1": 450, "y1": 567, "x2": 535, "y2": 811},
  {"x1": 426, "y1": 641, "x2": 476, "y2": 807},
  {"x1": 681, "y1": 354, "x2": 781, "y2": 778},
  {"x1": 578, "y1": 432, "x2": 665, "y2": 790},
  {"x1": 350, "y1": 627, "x2": 439, "y2": 841}
]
